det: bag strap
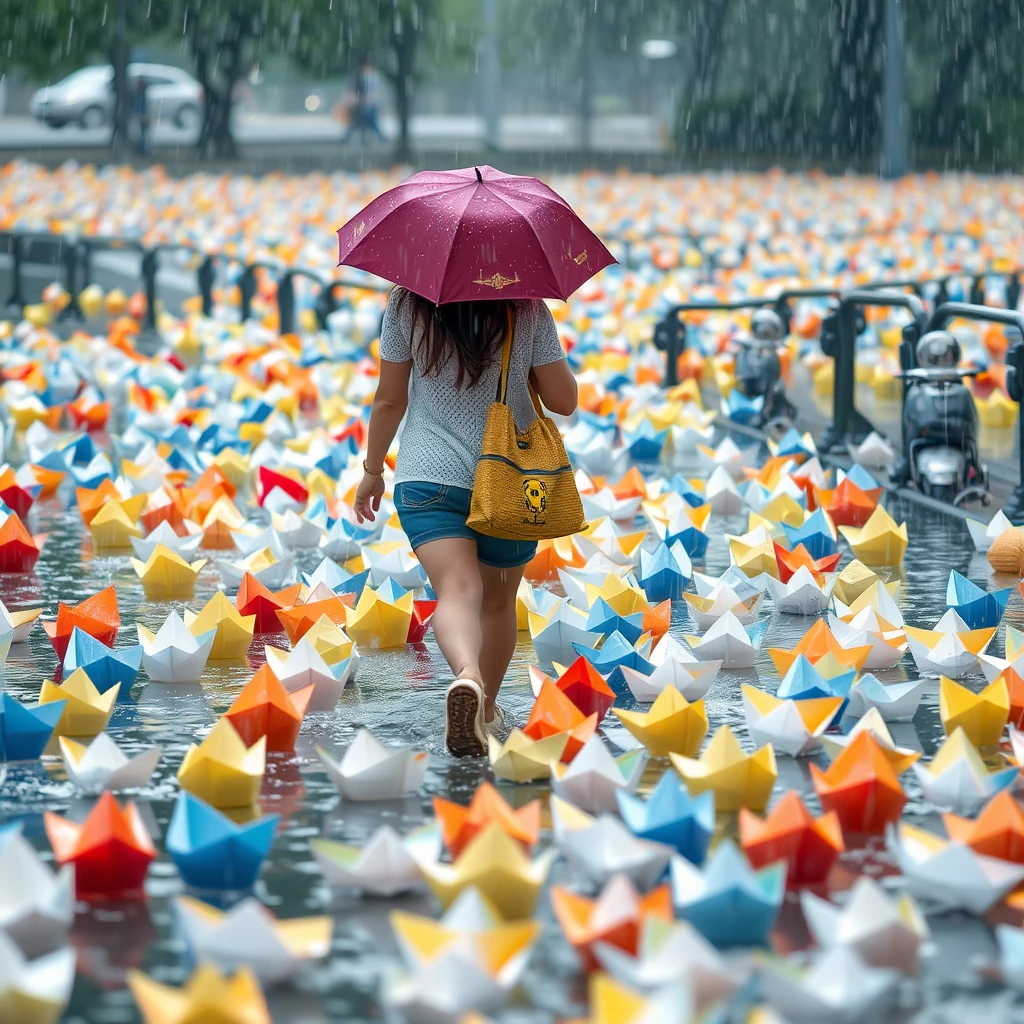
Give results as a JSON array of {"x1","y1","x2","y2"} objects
[
  {"x1": 495, "y1": 302, "x2": 546, "y2": 418},
  {"x1": 496, "y1": 302, "x2": 516, "y2": 404}
]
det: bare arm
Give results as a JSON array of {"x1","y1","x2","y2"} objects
[
  {"x1": 530, "y1": 360, "x2": 578, "y2": 416},
  {"x1": 354, "y1": 357, "x2": 411, "y2": 522}
]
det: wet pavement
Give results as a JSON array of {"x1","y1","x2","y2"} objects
[{"x1": 0, "y1": 438, "x2": 1018, "y2": 1023}]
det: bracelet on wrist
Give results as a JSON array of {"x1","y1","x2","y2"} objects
[{"x1": 363, "y1": 459, "x2": 384, "y2": 477}]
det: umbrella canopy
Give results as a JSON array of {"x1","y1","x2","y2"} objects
[{"x1": 336, "y1": 165, "x2": 615, "y2": 303}]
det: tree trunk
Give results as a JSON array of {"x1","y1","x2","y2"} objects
[
  {"x1": 690, "y1": 0, "x2": 731, "y2": 104},
  {"x1": 825, "y1": 0, "x2": 884, "y2": 161},
  {"x1": 109, "y1": 0, "x2": 130, "y2": 158},
  {"x1": 390, "y1": 13, "x2": 416, "y2": 162},
  {"x1": 192, "y1": 8, "x2": 245, "y2": 160},
  {"x1": 579, "y1": 4, "x2": 593, "y2": 153}
]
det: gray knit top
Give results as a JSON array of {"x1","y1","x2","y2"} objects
[{"x1": 379, "y1": 287, "x2": 567, "y2": 489}]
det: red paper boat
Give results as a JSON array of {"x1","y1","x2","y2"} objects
[
  {"x1": 256, "y1": 466, "x2": 308, "y2": 508},
  {"x1": 225, "y1": 665, "x2": 313, "y2": 752},
  {"x1": 0, "y1": 513, "x2": 46, "y2": 573},
  {"x1": 407, "y1": 599, "x2": 437, "y2": 644},
  {"x1": 773, "y1": 542, "x2": 842, "y2": 585},
  {"x1": 44, "y1": 791, "x2": 156, "y2": 900},
  {"x1": 554, "y1": 656, "x2": 615, "y2": 723},
  {"x1": 236, "y1": 573, "x2": 301, "y2": 634},
  {"x1": 0, "y1": 467, "x2": 37, "y2": 519}
]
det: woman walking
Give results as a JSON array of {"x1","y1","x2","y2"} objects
[{"x1": 340, "y1": 165, "x2": 614, "y2": 757}]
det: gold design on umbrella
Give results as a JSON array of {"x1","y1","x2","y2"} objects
[
  {"x1": 352, "y1": 221, "x2": 366, "y2": 242},
  {"x1": 474, "y1": 271, "x2": 521, "y2": 290},
  {"x1": 572, "y1": 249, "x2": 589, "y2": 265}
]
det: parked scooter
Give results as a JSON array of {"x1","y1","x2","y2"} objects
[
  {"x1": 890, "y1": 330, "x2": 989, "y2": 505},
  {"x1": 733, "y1": 309, "x2": 796, "y2": 435}
]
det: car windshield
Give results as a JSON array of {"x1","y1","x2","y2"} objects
[{"x1": 57, "y1": 67, "x2": 111, "y2": 88}]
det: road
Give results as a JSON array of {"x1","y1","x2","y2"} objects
[{"x1": 0, "y1": 112, "x2": 667, "y2": 154}]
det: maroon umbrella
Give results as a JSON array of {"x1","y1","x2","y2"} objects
[{"x1": 336, "y1": 165, "x2": 615, "y2": 303}]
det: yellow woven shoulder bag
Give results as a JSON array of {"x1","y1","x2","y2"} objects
[{"x1": 467, "y1": 304, "x2": 587, "y2": 541}]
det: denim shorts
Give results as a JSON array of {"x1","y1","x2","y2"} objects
[{"x1": 394, "y1": 482, "x2": 538, "y2": 569}]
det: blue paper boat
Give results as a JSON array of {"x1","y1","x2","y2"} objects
[
  {"x1": 166, "y1": 792, "x2": 279, "y2": 891},
  {"x1": 573, "y1": 630, "x2": 654, "y2": 695},
  {"x1": 723, "y1": 390, "x2": 764, "y2": 425},
  {"x1": 374, "y1": 577, "x2": 410, "y2": 604},
  {"x1": 777, "y1": 654, "x2": 855, "y2": 717},
  {"x1": 671, "y1": 838, "x2": 784, "y2": 948},
  {"x1": 617, "y1": 773, "x2": 714, "y2": 862},
  {"x1": 781, "y1": 508, "x2": 836, "y2": 560},
  {"x1": 842, "y1": 464, "x2": 881, "y2": 492},
  {"x1": 639, "y1": 542, "x2": 691, "y2": 604},
  {"x1": 945, "y1": 570, "x2": 1012, "y2": 630},
  {"x1": 623, "y1": 421, "x2": 668, "y2": 463},
  {"x1": 666, "y1": 475, "x2": 707, "y2": 509},
  {"x1": 586, "y1": 598, "x2": 645, "y2": 646},
  {"x1": 0, "y1": 692, "x2": 65, "y2": 762},
  {"x1": 772, "y1": 427, "x2": 816, "y2": 461},
  {"x1": 660, "y1": 520, "x2": 709, "y2": 561},
  {"x1": 63, "y1": 627, "x2": 143, "y2": 698}
]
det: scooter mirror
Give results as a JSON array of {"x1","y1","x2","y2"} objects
[
  {"x1": 750, "y1": 308, "x2": 785, "y2": 343},
  {"x1": 916, "y1": 330, "x2": 961, "y2": 369}
]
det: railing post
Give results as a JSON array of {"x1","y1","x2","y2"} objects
[
  {"x1": 239, "y1": 263, "x2": 257, "y2": 322},
  {"x1": 1006, "y1": 340, "x2": 1024, "y2": 523},
  {"x1": 277, "y1": 270, "x2": 295, "y2": 335},
  {"x1": 653, "y1": 310, "x2": 686, "y2": 387},
  {"x1": 141, "y1": 248, "x2": 158, "y2": 330},
  {"x1": 198, "y1": 255, "x2": 215, "y2": 317},
  {"x1": 6, "y1": 234, "x2": 23, "y2": 308},
  {"x1": 58, "y1": 239, "x2": 83, "y2": 321},
  {"x1": 314, "y1": 279, "x2": 338, "y2": 330}
]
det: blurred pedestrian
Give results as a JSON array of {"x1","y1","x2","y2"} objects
[
  {"x1": 340, "y1": 56, "x2": 386, "y2": 145},
  {"x1": 131, "y1": 76, "x2": 150, "y2": 155}
]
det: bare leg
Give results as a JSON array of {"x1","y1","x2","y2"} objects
[
  {"x1": 478, "y1": 562, "x2": 526, "y2": 720},
  {"x1": 414, "y1": 537, "x2": 484, "y2": 683}
]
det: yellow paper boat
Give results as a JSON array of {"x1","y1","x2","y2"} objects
[
  {"x1": 939, "y1": 675, "x2": 1009, "y2": 748},
  {"x1": 201, "y1": 496, "x2": 248, "y2": 548},
  {"x1": 131, "y1": 544, "x2": 207, "y2": 600},
  {"x1": 389, "y1": 893, "x2": 540, "y2": 972},
  {"x1": 415, "y1": 822, "x2": 556, "y2": 920},
  {"x1": 89, "y1": 499, "x2": 143, "y2": 551},
  {"x1": 758, "y1": 493, "x2": 806, "y2": 528},
  {"x1": 729, "y1": 535, "x2": 779, "y2": 579},
  {"x1": 832, "y1": 560, "x2": 881, "y2": 605},
  {"x1": 488, "y1": 729, "x2": 569, "y2": 783},
  {"x1": 838, "y1": 505, "x2": 908, "y2": 566},
  {"x1": 39, "y1": 668, "x2": 118, "y2": 737},
  {"x1": 344, "y1": 584, "x2": 413, "y2": 650},
  {"x1": 128, "y1": 962, "x2": 271, "y2": 1024},
  {"x1": 670, "y1": 724, "x2": 777, "y2": 812},
  {"x1": 185, "y1": 592, "x2": 256, "y2": 661},
  {"x1": 976, "y1": 389, "x2": 1018, "y2": 429},
  {"x1": 177, "y1": 717, "x2": 266, "y2": 808},
  {"x1": 583, "y1": 574, "x2": 650, "y2": 617},
  {"x1": 612, "y1": 685, "x2": 708, "y2": 757},
  {"x1": 305, "y1": 614, "x2": 354, "y2": 665}
]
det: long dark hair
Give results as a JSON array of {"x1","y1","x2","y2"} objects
[{"x1": 396, "y1": 288, "x2": 507, "y2": 388}]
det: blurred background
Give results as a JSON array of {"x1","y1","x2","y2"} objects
[{"x1": 1, "y1": 0, "x2": 1021, "y2": 172}]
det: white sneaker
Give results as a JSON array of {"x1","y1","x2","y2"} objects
[
  {"x1": 445, "y1": 679, "x2": 486, "y2": 758},
  {"x1": 485, "y1": 704, "x2": 508, "y2": 739}
]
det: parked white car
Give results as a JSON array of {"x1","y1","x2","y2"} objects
[{"x1": 31, "y1": 63, "x2": 203, "y2": 130}]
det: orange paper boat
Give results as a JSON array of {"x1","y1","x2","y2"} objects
[
  {"x1": 944, "y1": 791, "x2": 1024, "y2": 863},
  {"x1": 277, "y1": 591, "x2": 355, "y2": 644},
  {"x1": 769, "y1": 619, "x2": 872, "y2": 677},
  {"x1": 44, "y1": 585, "x2": 120, "y2": 659},
  {"x1": 814, "y1": 478, "x2": 880, "y2": 528},
  {"x1": 433, "y1": 783, "x2": 541, "y2": 858},
  {"x1": 224, "y1": 664, "x2": 313, "y2": 752},
  {"x1": 0, "y1": 512, "x2": 46, "y2": 572},
  {"x1": 810, "y1": 731, "x2": 906, "y2": 834},
  {"x1": 551, "y1": 879, "x2": 672, "y2": 972},
  {"x1": 772, "y1": 542, "x2": 842, "y2": 585},
  {"x1": 524, "y1": 680, "x2": 598, "y2": 762},
  {"x1": 739, "y1": 790, "x2": 844, "y2": 888}
]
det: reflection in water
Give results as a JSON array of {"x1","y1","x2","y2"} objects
[{"x1": 0, "y1": 446, "x2": 1018, "y2": 1020}]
